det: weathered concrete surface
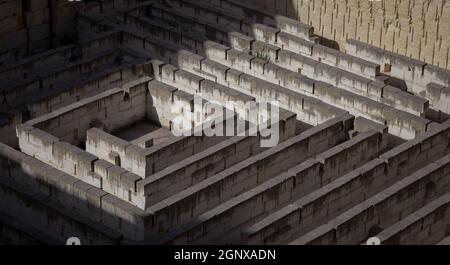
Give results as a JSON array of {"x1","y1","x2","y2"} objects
[
  {"x1": 225, "y1": 0, "x2": 450, "y2": 70},
  {"x1": 0, "y1": 0, "x2": 449, "y2": 246}
]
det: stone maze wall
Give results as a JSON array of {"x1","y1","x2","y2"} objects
[
  {"x1": 0, "y1": 0, "x2": 449, "y2": 245},
  {"x1": 234, "y1": 0, "x2": 450, "y2": 70},
  {"x1": 0, "y1": 0, "x2": 83, "y2": 63}
]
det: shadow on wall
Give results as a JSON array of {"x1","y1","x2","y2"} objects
[
  {"x1": 157, "y1": 0, "x2": 340, "y2": 66},
  {"x1": 0, "y1": 0, "x2": 378, "y2": 245},
  {"x1": 247, "y1": 0, "x2": 340, "y2": 49},
  {"x1": 0, "y1": 141, "x2": 196, "y2": 245}
]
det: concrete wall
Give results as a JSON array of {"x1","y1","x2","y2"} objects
[
  {"x1": 0, "y1": 111, "x2": 22, "y2": 148},
  {"x1": 27, "y1": 67, "x2": 132, "y2": 118},
  {"x1": 243, "y1": 121, "x2": 450, "y2": 244},
  {"x1": 154, "y1": 0, "x2": 446, "y2": 124},
  {"x1": 125, "y1": 2, "x2": 427, "y2": 136},
  {"x1": 145, "y1": 114, "x2": 354, "y2": 237},
  {"x1": 346, "y1": 39, "x2": 450, "y2": 98},
  {"x1": 0, "y1": 142, "x2": 149, "y2": 242},
  {"x1": 0, "y1": 215, "x2": 50, "y2": 245},
  {"x1": 0, "y1": 27, "x2": 147, "y2": 150},
  {"x1": 138, "y1": 111, "x2": 297, "y2": 206},
  {"x1": 0, "y1": 180, "x2": 119, "y2": 245},
  {"x1": 15, "y1": 75, "x2": 209, "y2": 208},
  {"x1": 0, "y1": 0, "x2": 143, "y2": 63},
  {"x1": 124, "y1": 0, "x2": 438, "y2": 136},
  {"x1": 24, "y1": 78, "x2": 150, "y2": 145},
  {"x1": 376, "y1": 194, "x2": 450, "y2": 245},
  {"x1": 426, "y1": 83, "x2": 450, "y2": 115},
  {"x1": 219, "y1": 0, "x2": 450, "y2": 70},
  {"x1": 126, "y1": 4, "x2": 430, "y2": 139},
  {"x1": 167, "y1": 129, "x2": 387, "y2": 244},
  {"x1": 200, "y1": 40, "x2": 429, "y2": 139},
  {"x1": 0, "y1": 0, "x2": 85, "y2": 63},
  {"x1": 16, "y1": 123, "x2": 145, "y2": 209},
  {"x1": 227, "y1": 30, "x2": 429, "y2": 118},
  {"x1": 157, "y1": 64, "x2": 257, "y2": 119},
  {"x1": 292, "y1": 157, "x2": 450, "y2": 245},
  {"x1": 1, "y1": 49, "x2": 118, "y2": 111},
  {"x1": 17, "y1": 72, "x2": 299, "y2": 211},
  {"x1": 15, "y1": 78, "x2": 152, "y2": 206},
  {"x1": 177, "y1": 48, "x2": 345, "y2": 126}
]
